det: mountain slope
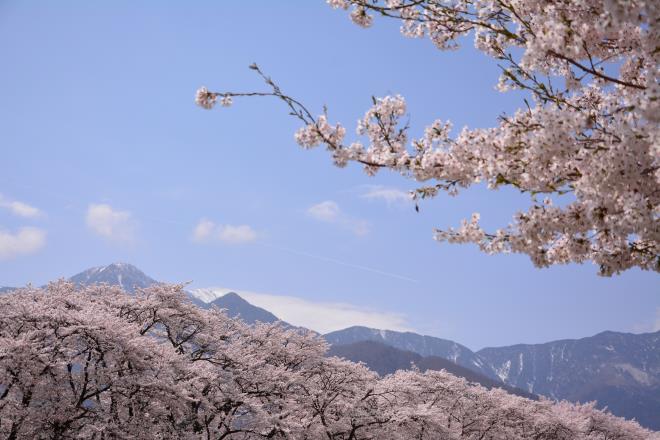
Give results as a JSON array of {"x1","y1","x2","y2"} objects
[
  {"x1": 324, "y1": 326, "x2": 498, "y2": 380},
  {"x1": 328, "y1": 340, "x2": 536, "y2": 399},
  {"x1": 195, "y1": 292, "x2": 282, "y2": 325},
  {"x1": 69, "y1": 263, "x2": 159, "y2": 293},
  {"x1": 478, "y1": 330, "x2": 660, "y2": 430}
]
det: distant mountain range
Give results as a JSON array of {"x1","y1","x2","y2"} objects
[
  {"x1": 477, "y1": 331, "x2": 660, "y2": 429},
  {"x1": 327, "y1": 340, "x2": 536, "y2": 399},
  {"x1": 2, "y1": 263, "x2": 658, "y2": 429},
  {"x1": 325, "y1": 326, "x2": 498, "y2": 380}
]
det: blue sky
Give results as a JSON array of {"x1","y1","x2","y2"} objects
[{"x1": 1, "y1": 1, "x2": 657, "y2": 350}]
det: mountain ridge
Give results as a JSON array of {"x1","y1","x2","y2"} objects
[
  {"x1": 477, "y1": 328, "x2": 660, "y2": 429},
  {"x1": 328, "y1": 340, "x2": 537, "y2": 400},
  {"x1": 69, "y1": 262, "x2": 159, "y2": 293},
  {"x1": 194, "y1": 291, "x2": 286, "y2": 326},
  {"x1": 324, "y1": 325, "x2": 499, "y2": 380}
]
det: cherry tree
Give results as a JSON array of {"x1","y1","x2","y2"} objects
[
  {"x1": 1, "y1": 283, "x2": 656, "y2": 438},
  {"x1": 196, "y1": 0, "x2": 659, "y2": 276}
]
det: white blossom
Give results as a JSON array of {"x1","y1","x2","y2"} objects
[
  {"x1": 195, "y1": 86, "x2": 216, "y2": 109},
  {"x1": 350, "y1": 6, "x2": 373, "y2": 27},
  {"x1": 220, "y1": 95, "x2": 233, "y2": 107}
]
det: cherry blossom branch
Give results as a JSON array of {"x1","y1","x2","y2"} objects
[
  {"x1": 548, "y1": 50, "x2": 646, "y2": 90},
  {"x1": 194, "y1": 0, "x2": 658, "y2": 276}
]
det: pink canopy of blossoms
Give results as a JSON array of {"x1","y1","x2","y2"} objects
[{"x1": 1, "y1": 282, "x2": 657, "y2": 438}]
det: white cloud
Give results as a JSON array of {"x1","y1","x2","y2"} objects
[
  {"x1": 306, "y1": 200, "x2": 369, "y2": 236},
  {"x1": 0, "y1": 194, "x2": 42, "y2": 218},
  {"x1": 0, "y1": 227, "x2": 46, "y2": 260},
  {"x1": 307, "y1": 200, "x2": 341, "y2": 222},
  {"x1": 631, "y1": 308, "x2": 660, "y2": 334},
  {"x1": 193, "y1": 218, "x2": 216, "y2": 242},
  {"x1": 360, "y1": 185, "x2": 412, "y2": 206},
  {"x1": 192, "y1": 218, "x2": 257, "y2": 244},
  {"x1": 191, "y1": 287, "x2": 413, "y2": 334},
  {"x1": 86, "y1": 203, "x2": 135, "y2": 243},
  {"x1": 218, "y1": 224, "x2": 258, "y2": 243},
  {"x1": 652, "y1": 308, "x2": 660, "y2": 332}
]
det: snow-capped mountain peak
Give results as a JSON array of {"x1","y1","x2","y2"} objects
[
  {"x1": 69, "y1": 263, "x2": 158, "y2": 293},
  {"x1": 189, "y1": 287, "x2": 237, "y2": 304}
]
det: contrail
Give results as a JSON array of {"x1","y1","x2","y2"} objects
[
  {"x1": 258, "y1": 242, "x2": 419, "y2": 284},
  {"x1": 121, "y1": 215, "x2": 420, "y2": 284}
]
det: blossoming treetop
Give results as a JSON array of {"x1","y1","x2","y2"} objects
[
  {"x1": 1, "y1": 282, "x2": 655, "y2": 438},
  {"x1": 196, "y1": 0, "x2": 659, "y2": 276}
]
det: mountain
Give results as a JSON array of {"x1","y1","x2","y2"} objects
[
  {"x1": 0, "y1": 286, "x2": 15, "y2": 294},
  {"x1": 328, "y1": 340, "x2": 536, "y2": 399},
  {"x1": 477, "y1": 330, "x2": 660, "y2": 430},
  {"x1": 193, "y1": 291, "x2": 282, "y2": 325},
  {"x1": 324, "y1": 326, "x2": 498, "y2": 380},
  {"x1": 67, "y1": 265, "x2": 286, "y2": 326},
  {"x1": 325, "y1": 326, "x2": 660, "y2": 429},
  {"x1": 69, "y1": 263, "x2": 159, "y2": 293}
]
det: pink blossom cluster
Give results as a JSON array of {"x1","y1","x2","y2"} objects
[
  {"x1": 310, "y1": 0, "x2": 659, "y2": 275},
  {"x1": 197, "y1": 1, "x2": 657, "y2": 275},
  {"x1": 1, "y1": 283, "x2": 656, "y2": 438},
  {"x1": 195, "y1": 86, "x2": 232, "y2": 109}
]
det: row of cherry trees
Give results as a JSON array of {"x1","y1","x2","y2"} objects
[
  {"x1": 0, "y1": 283, "x2": 655, "y2": 439},
  {"x1": 196, "y1": 0, "x2": 659, "y2": 276}
]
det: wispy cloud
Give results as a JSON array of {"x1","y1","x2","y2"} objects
[
  {"x1": 193, "y1": 287, "x2": 413, "y2": 334},
  {"x1": 360, "y1": 185, "x2": 412, "y2": 206},
  {"x1": 193, "y1": 218, "x2": 257, "y2": 244},
  {"x1": 647, "y1": 308, "x2": 660, "y2": 332},
  {"x1": 631, "y1": 308, "x2": 660, "y2": 334},
  {"x1": 307, "y1": 200, "x2": 341, "y2": 222},
  {"x1": 0, "y1": 194, "x2": 42, "y2": 218},
  {"x1": 86, "y1": 203, "x2": 136, "y2": 244},
  {"x1": 0, "y1": 227, "x2": 46, "y2": 260},
  {"x1": 307, "y1": 200, "x2": 369, "y2": 236}
]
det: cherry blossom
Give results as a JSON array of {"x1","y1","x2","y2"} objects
[
  {"x1": 1, "y1": 283, "x2": 656, "y2": 438},
  {"x1": 197, "y1": 1, "x2": 659, "y2": 276}
]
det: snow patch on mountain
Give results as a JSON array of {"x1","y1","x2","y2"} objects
[
  {"x1": 615, "y1": 363, "x2": 655, "y2": 386},
  {"x1": 496, "y1": 360, "x2": 512, "y2": 382},
  {"x1": 189, "y1": 287, "x2": 236, "y2": 304},
  {"x1": 69, "y1": 263, "x2": 157, "y2": 293}
]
